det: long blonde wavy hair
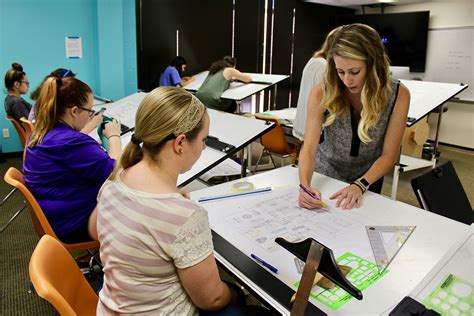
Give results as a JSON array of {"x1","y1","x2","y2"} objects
[
  {"x1": 110, "y1": 86, "x2": 206, "y2": 180},
  {"x1": 321, "y1": 23, "x2": 392, "y2": 143}
]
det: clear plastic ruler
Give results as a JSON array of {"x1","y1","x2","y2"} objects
[{"x1": 366, "y1": 225, "x2": 416, "y2": 272}]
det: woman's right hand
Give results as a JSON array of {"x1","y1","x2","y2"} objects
[
  {"x1": 103, "y1": 118, "x2": 121, "y2": 139},
  {"x1": 298, "y1": 186, "x2": 324, "y2": 209}
]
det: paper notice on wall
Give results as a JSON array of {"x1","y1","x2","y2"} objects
[{"x1": 65, "y1": 37, "x2": 83, "y2": 59}]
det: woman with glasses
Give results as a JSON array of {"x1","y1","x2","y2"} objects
[
  {"x1": 27, "y1": 68, "x2": 102, "y2": 133},
  {"x1": 3, "y1": 63, "x2": 33, "y2": 122},
  {"x1": 23, "y1": 76, "x2": 122, "y2": 243}
]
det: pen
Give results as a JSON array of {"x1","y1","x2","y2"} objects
[
  {"x1": 299, "y1": 184, "x2": 328, "y2": 208},
  {"x1": 198, "y1": 187, "x2": 272, "y2": 203},
  {"x1": 251, "y1": 253, "x2": 278, "y2": 274}
]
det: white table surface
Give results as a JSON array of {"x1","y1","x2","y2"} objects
[
  {"x1": 401, "y1": 80, "x2": 467, "y2": 127},
  {"x1": 407, "y1": 225, "x2": 473, "y2": 315},
  {"x1": 185, "y1": 71, "x2": 289, "y2": 101},
  {"x1": 95, "y1": 96, "x2": 273, "y2": 187},
  {"x1": 189, "y1": 165, "x2": 471, "y2": 315}
]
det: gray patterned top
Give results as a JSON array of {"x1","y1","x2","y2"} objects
[{"x1": 316, "y1": 80, "x2": 400, "y2": 183}]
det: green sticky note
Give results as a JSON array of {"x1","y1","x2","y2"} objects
[
  {"x1": 422, "y1": 274, "x2": 473, "y2": 315},
  {"x1": 294, "y1": 252, "x2": 389, "y2": 310}
]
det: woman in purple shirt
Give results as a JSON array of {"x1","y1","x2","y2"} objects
[
  {"x1": 23, "y1": 77, "x2": 122, "y2": 243},
  {"x1": 159, "y1": 56, "x2": 195, "y2": 87}
]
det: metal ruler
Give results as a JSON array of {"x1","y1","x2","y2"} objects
[{"x1": 366, "y1": 225, "x2": 416, "y2": 272}]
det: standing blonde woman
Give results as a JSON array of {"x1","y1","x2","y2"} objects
[
  {"x1": 299, "y1": 23, "x2": 410, "y2": 210},
  {"x1": 97, "y1": 87, "x2": 270, "y2": 315}
]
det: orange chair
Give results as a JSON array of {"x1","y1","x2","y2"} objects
[
  {"x1": 20, "y1": 117, "x2": 34, "y2": 140},
  {"x1": 1, "y1": 118, "x2": 32, "y2": 232},
  {"x1": 6, "y1": 117, "x2": 27, "y2": 147},
  {"x1": 19, "y1": 117, "x2": 34, "y2": 161},
  {"x1": 3, "y1": 167, "x2": 99, "y2": 252},
  {"x1": 253, "y1": 115, "x2": 296, "y2": 173},
  {"x1": 29, "y1": 235, "x2": 99, "y2": 316}
]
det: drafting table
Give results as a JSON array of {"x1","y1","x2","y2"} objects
[
  {"x1": 91, "y1": 92, "x2": 274, "y2": 186},
  {"x1": 404, "y1": 224, "x2": 473, "y2": 315},
  {"x1": 391, "y1": 80, "x2": 468, "y2": 199},
  {"x1": 185, "y1": 71, "x2": 290, "y2": 112},
  {"x1": 189, "y1": 165, "x2": 471, "y2": 315},
  {"x1": 177, "y1": 109, "x2": 273, "y2": 186},
  {"x1": 93, "y1": 95, "x2": 113, "y2": 106}
]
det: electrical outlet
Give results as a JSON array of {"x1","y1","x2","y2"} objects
[{"x1": 3, "y1": 128, "x2": 9, "y2": 138}]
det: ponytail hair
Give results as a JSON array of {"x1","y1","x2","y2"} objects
[
  {"x1": 4, "y1": 63, "x2": 26, "y2": 91},
  {"x1": 110, "y1": 87, "x2": 206, "y2": 180},
  {"x1": 209, "y1": 56, "x2": 236, "y2": 75},
  {"x1": 29, "y1": 77, "x2": 92, "y2": 146}
]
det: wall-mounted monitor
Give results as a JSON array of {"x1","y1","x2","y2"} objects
[{"x1": 336, "y1": 11, "x2": 430, "y2": 72}]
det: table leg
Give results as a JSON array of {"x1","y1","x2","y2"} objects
[
  {"x1": 272, "y1": 85, "x2": 278, "y2": 110},
  {"x1": 236, "y1": 100, "x2": 242, "y2": 114},
  {"x1": 432, "y1": 104, "x2": 444, "y2": 161},
  {"x1": 240, "y1": 149, "x2": 246, "y2": 177}
]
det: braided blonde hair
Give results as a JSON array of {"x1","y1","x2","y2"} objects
[{"x1": 111, "y1": 87, "x2": 206, "y2": 179}]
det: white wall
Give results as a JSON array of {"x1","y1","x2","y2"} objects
[{"x1": 358, "y1": 0, "x2": 474, "y2": 149}]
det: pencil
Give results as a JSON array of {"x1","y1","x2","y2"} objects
[{"x1": 299, "y1": 184, "x2": 328, "y2": 208}]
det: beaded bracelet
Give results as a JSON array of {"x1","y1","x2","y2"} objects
[{"x1": 350, "y1": 181, "x2": 366, "y2": 193}]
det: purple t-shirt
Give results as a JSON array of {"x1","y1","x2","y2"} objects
[
  {"x1": 159, "y1": 66, "x2": 182, "y2": 87},
  {"x1": 23, "y1": 123, "x2": 115, "y2": 239}
]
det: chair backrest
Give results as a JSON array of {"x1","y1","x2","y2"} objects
[
  {"x1": 20, "y1": 118, "x2": 34, "y2": 161},
  {"x1": 255, "y1": 115, "x2": 293, "y2": 155},
  {"x1": 29, "y1": 235, "x2": 99, "y2": 316},
  {"x1": 20, "y1": 117, "x2": 34, "y2": 141},
  {"x1": 6, "y1": 117, "x2": 27, "y2": 147},
  {"x1": 411, "y1": 161, "x2": 472, "y2": 225},
  {"x1": 4, "y1": 167, "x2": 58, "y2": 238},
  {"x1": 3, "y1": 167, "x2": 100, "y2": 252}
]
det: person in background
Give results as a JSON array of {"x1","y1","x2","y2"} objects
[
  {"x1": 4, "y1": 63, "x2": 32, "y2": 122},
  {"x1": 196, "y1": 56, "x2": 251, "y2": 113},
  {"x1": 293, "y1": 27, "x2": 341, "y2": 141},
  {"x1": 23, "y1": 77, "x2": 122, "y2": 243},
  {"x1": 298, "y1": 23, "x2": 410, "y2": 210},
  {"x1": 159, "y1": 56, "x2": 195, "y2": 87},
  {"x1": 28, "y1": 68, "x2": 75, "y2": 121},
  {"x1": 97, "y1": 87, "x2": 271, "y2": 315}
]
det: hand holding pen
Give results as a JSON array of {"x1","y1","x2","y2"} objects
[{"x1": 298, "y1": 184, "x2": 328, "y2": 209}]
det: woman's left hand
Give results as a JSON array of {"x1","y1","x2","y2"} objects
[{"x1": 329, "y1": 184, "x2": 363, "y2": 210}]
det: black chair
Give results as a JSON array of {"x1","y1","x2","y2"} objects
[{"x1": 411, "y1": 161, "x2": 473, "y2": 225}]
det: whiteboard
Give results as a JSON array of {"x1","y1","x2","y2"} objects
[{"x1": 423, "y1": 27, "x2": 473, "y2": 101}]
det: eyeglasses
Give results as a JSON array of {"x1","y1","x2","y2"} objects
[
  {"x1": 69, "y1": 106, "x2": 97, "y2": 117},
  {"x1": 21, "y1": 81, "x2": 30, "y2": 86}
]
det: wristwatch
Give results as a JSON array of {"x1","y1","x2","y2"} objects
[{"x1": 358, "y1": 177, "x2": 370, "y2": 189}]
